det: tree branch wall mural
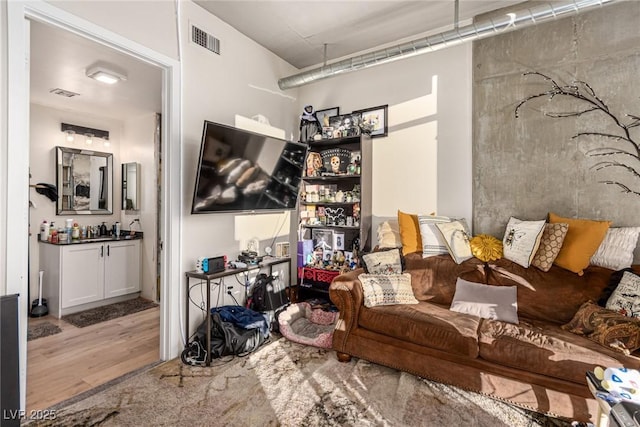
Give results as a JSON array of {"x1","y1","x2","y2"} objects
[{"x1": 515, "y1": 71, "x2": 640, "y2": 197}]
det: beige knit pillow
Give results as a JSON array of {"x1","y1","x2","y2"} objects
[{"x1": 531, "y1": 223, "x2": 568, "y2": 272}]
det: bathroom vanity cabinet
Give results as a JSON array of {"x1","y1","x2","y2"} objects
[{"x1": 39, "y1": 238, "x2": 141, "y2": 318}]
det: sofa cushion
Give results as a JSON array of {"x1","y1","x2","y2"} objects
[
  {"x1": 605, "y1": 271, "x2": 640, "y2": 317},
  {"x1": 450, "y1": 278, "x2": 518, "y2": 324},
  {"x1": 398, "y1": 210, "x2": 422, "y2": 255},
  {"x1": 359, "y1": 273, "x2": 418, "y2": 307},
  {"x1": 590, "y1": 227, "x2": 640, "y2": 271},
  {"x1": 376, "y1": 220, "x2": 402, "y2": 249},
  {"x1": 418, "y1": 214, "x2": 452, "y2": 258},
  {"x1": 361, "y1": 248, "x2": 403, "y2": 275},
  {"x1": 403, "y1": 253, "x2": 616, "y2": 324},
  {"x1": 478, "y1": 318, "x2": 640, "y2": 384},
  {"x1": 435, "y1": 220, "x2": 473, "y2": 264},
  {"x1": 502, "y1": 217, "x2": 546, "y2": 268},
  {"x1": 548, "y1": 212, "x2": 611, "y2": 275},
  {"x1": 531, "y1": 223, "x2": 569, "y2": 272},
  {"x1": 358, "y1": 301, "x2": 480, "y2": 358}
]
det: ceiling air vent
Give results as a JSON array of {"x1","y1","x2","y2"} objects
[
  {"x1": 49, "y1": 88, "x2": 80, "y2": 98},
  {"x1": 192, "y1": 25, "x2": 220, "y2": 55}
]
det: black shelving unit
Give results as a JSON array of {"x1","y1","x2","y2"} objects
[{"x1": 296, "y1": 134, "x2": 372, "y2": 301}]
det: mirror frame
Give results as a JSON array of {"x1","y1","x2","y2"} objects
[
  {"x1": 55, "y1": 146, "x2": 113, "y2": 215},
  {"x1": 122, "y1": 162, "x2": 141, "y2": 212}
]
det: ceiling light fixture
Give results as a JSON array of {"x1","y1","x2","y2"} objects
[
  {"x1": 61, "y1": 123, "x2": 109, "y2": 146},
  {"x1": 86, "y1": 65, "x2": 127, "y2": 85}
]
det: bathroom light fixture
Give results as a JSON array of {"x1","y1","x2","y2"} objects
[
  {"x1": 61, "y1": 123, "x2": 109, "y2": 145},
  {"x1": 86, "y1": 65, "x2": 127, "y2": 85}
]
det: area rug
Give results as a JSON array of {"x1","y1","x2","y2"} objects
[
  {"x1": 27, "y1": 321, "x2": 62, "y2": 341},
  {"x1": 61, "y1": 297, "x2": 157, "y2": 328},
  {"x1": 27, "y1": 339, "x2": 572, "y2": 426}
]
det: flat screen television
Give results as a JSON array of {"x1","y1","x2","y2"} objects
[{"x1": 191, "y1": 121, "x2": 307, "y2": 214}]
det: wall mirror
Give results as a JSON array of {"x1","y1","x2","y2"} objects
[
  {"x1": 122, "y1": 162, "x2": 140, "y2": 211},
  {"x1": 56, "y1": 146, "x2": 113, "y2": 215}
]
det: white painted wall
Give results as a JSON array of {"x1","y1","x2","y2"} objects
[
  {"x1": 0, "y1": 1, "x2": 8, "y2": 296},
  {"x1": 29, "y1": 103, "x2": 124, "y2": 302},
  {"x1": 121, "y1": 113, "x2": 158, "y2": 302},
  {"x1": 46, "y1": 0, "x2": 179, "y2": 61},
  {"x1": 297, "y1": 43, "x2": 473, "y2": 234}
]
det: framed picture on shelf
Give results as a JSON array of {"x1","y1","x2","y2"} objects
[
  {"x1": 312, "y1": 228, "x2": 333, "y2": 251},
  {"x1": 275, "y1": 242, "x2": 290, "y2": 257},
  {"x1": 333, "y1": 232, "x2": 345, "y2": 250},
  {"x1": 329, "y1": 114, "x2": 362, "y2": 138},
  {"x1": 316, "y1": 107, "x2": 340, "y2": 129},
  {"x1": 354, "y1": 104, "x2": 388, "y2": 138}
]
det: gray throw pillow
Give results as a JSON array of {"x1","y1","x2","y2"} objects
[{"x1": 450, "y1": 277, "x2": 518, "y2": 324}]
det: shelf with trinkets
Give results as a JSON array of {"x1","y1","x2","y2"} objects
[{"x1": 295, "y1": 133, "x2": 372, "y2": 302}]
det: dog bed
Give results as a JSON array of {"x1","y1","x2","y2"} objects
[{"x1": 278, "y1": 302, "x2": 338, "y2": 349}]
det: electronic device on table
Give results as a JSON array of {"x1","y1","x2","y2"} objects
[
  {"x1": 195, "y1": 255, "x2": 227, "y2": 274},
  {"x1": 610, "y1": 401, "x2": 640, "y2": 427},
  {"x1": 238, "y1": 250, "x2": 263, "y2": 265}
]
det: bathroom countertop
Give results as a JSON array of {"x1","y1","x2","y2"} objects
[{"x1": 39, "y1": 231, "x2": 143, "y2": 245}]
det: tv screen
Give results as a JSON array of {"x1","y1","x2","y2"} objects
[{"x1": 191, "y1": 121, "x2": 307, "y2": 214}]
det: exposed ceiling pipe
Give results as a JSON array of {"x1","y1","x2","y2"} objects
[{"x1": 278, "y1": 0, "x2": 616, "y2": 90}]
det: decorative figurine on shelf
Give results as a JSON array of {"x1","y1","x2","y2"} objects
[
  {"x1": 299, "y1": 105, "x2": 320, "y2": 143},
  {"x1": 305, "y1": 152, "x2": 323, "y2": 177}
]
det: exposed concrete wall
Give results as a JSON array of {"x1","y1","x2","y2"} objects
[{"x1": 473, "y1": 1, "x2": 640, "y2": 262}]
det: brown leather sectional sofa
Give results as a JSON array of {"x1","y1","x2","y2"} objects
[{"x1": 329, "y1": 253, "x2": 640, "y2": 422}]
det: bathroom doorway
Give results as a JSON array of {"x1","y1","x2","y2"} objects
[{"x1": 6, "y1": 3, "x2": 181, "y2": 408}]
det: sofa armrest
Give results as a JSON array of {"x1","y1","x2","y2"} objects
[{"x1": 329, "y1": 268, "x2": 365, "y2": 352}]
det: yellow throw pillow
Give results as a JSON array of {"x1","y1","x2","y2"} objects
[
  {"x1": 548, "y1": 212, "x2": 611, "y2": 275},
  {"x1": 398, "y1": 210, "x2": 422, "y2": 255}
]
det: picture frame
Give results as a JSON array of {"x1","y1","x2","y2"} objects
[
  {"x1": 275, "y1": 241, "x2": 290, "y2": 257},
  {"x1": 354, "y1": 104, "x2": 388, "y2": 138},
  {"x1": 316, "y1": 107, "x2": 340, "y2": 129},
  {"x1": 328, "y1": 114, "x2": 362, "y2": 138}
]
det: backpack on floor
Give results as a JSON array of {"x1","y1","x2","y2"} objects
[{"x1": 246, "y1": 273, "x2": 273, "y2": 313}]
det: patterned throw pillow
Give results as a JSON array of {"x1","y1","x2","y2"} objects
[
  {"x1": 359, "y1": 273, "x2": 419, "y2": 308},
  {"x1": 361, "y1": 248, "x2": 403, "y2": 275},
  {"x1": 501, "y1": 217, "x2": 546, "y2": 268},
  {"x1": 563, "y1": 301, "x2": 640, "y2": 355},
  {"x1": 549, "y1": 212, "x2": 611, "y2": 275},
  {"x1": 531, "y1": 223, "x2": 569, "y2": 272},
  {"x1": 590, "y1": 227, "x2": 640, "y2": 271},
  {"x1": 418, "y1": 215, "x2": 452, "y2": 258},
  {"x1": 606, "y1": 271, "x2": 640, "y2": 317},
  {"x1": 435, "y1": 220, "x2": 472, "y2": 264}
]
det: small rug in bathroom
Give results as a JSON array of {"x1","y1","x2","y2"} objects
[
  {"x1": 27, "y1": 321, "x2": 62, "y2": 341},
  {"x1": 62, "y1": 297, "x2": 158, "y2": 328}
]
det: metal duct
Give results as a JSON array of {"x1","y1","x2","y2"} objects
[{"x1": 278, "y1": 0, "x2": 616, "y2": 90}]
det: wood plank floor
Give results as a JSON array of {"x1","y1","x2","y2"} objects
[{"x1": 26, "y1": 306, "x2": 160, "y2": 412}]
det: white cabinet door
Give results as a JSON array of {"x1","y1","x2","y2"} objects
[
  {"x1": 104, "y1": 240, "x2": 141, "y2": 298},
  {"x1": 61, "y1": 244, "x2": 104, "y2": 308}
]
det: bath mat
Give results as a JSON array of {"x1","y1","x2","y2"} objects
[
  {"x1": 62, "y1": 297, "x2": 158, "y2": 328},
  {"x1": 27, "y1": 321, "x2": 62, "y2": 341}
]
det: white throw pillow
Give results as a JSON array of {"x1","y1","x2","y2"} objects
[
  {"x1": 606, "y1": 271, "x2": 640, "y2": 317},
  {"x1": 435, "y1": 220, "x2": 472, "y2": 264},
  {"x1": 591, "y1": 227, "x2": 640, "y2": 271},
  {"x1": 502, "y1": 217, "x2": 546, "y2": 268},
  {"x1": 361, "y1": 248, "x2": 403, "y2": 275},
  {"x1": 376, "y1": 220, "x2": 402, "y2": 249},
  {"x1": 450, "y1": 278, "x2": 519, "y2": 324},
  {"x1": 359, "y1": 273, "x2": 418, "y2": 308},
  {"x1": 418, "y1": 215, "x2": 452, "y2": 258}
]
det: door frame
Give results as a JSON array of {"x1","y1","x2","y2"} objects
[{"x1": 6, "y1": 0, "x2": 183, "y2": 409}]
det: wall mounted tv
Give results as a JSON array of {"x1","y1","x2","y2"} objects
[{"x1": 191, "y1": 121, "x2": 307, "y2": 214}]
